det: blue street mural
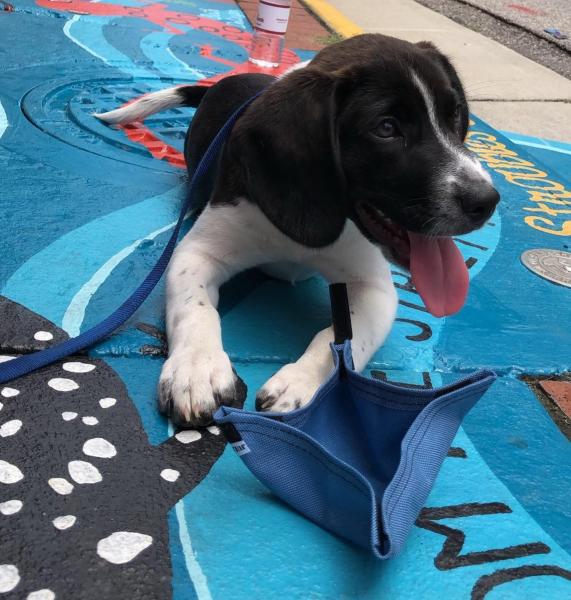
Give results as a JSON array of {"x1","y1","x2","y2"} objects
[{"x1": 1, "y1": 1, "x2": 570, "y2": 598}]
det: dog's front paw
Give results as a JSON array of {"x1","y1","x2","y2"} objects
[
  {"x1": 255, "y1": 362, "x2": 324, "y2": 413},
  {"x1": 159, "y1": 349, "x2": 246, "y2": 427}
]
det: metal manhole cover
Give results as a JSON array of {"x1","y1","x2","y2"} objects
[
  {"x1": 21, "y1": 76, "x2": 197, "y2": 172},
  {"x1": 521, "y1": 249, "x2": 571, "y2": 288}
]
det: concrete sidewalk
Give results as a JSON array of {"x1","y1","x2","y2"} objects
[{"x1": 305, "y1": 0, "x2": 571, "y2": 141}]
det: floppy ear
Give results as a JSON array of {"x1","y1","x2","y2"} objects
[
  {"x1": 229, "y1": 68, "x2": 350, "y2": 247},
  {"x1": 416, "y1": 41, "x2": 470, "y2": 139}
]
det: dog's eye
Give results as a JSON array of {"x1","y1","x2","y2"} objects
[
  {"x1": 453, "y1": 104, "x2": 462, "y2": 120},
  {"x1": 376, "y1": 117, "x2": 401, "y2": 139}
]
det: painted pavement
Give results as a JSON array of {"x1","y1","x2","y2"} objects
[{"x1": 0, "y1": 1, "x2": 570, "y2": 598}]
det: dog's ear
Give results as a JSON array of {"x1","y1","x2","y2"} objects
[
  {"x1": 416, "y1": 41, "x2": 470, "y2": 139},
  {"x1": 229, "y1": 68, "x2": 350, "y2": 247}
]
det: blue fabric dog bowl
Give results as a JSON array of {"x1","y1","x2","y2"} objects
[{"x1": 215, "y1": 287, "x2": 496, "y2": 558}]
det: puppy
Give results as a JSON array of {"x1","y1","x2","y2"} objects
[{"x1": 96, "y1": 34, "x2": 499, "y2": 427}]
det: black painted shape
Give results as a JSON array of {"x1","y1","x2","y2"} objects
[
  {"x1": 0, "y1": 296, "x2": 69, "y2": 353},
  {"x1": 416, "y1": 502, "x2": 551, "y2": 571},
  {"x1": 399, "y1": 299, "x2": 429, "y2": 313},
  {"x1": 0, "y1": 296, "x2": 229, "y2": 599},
  {"x1": 472, "y1": 565, "x2": 571, "y2": 599},
  {"x1": 394, "y1": 318, "x2": 432, "y2": 342},
  {"x1": 454, "y1": 237, "x2": 489, "y2": 252},
  {"x1": 391, "y1": 270, "x2": 416, "y2": 294}
]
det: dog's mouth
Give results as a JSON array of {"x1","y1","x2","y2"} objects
[{"x1": 356, "y1": 203, "x2": 469, "y2": 318}]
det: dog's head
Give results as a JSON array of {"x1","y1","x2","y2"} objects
[{"x1": 232, "y1": 35, "x2": 499, "y2": 316}]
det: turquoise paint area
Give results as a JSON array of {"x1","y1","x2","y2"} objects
[
  {"x1": 2, "y1": 0, "x2": 571, "y2": 597},
  {"x1": 437, "y1": 117, "x2": 570, "y2": 375},
  {"x1": 463, "y1": 375, "x2": 571, "y2": 552},
  {"x1": 3, "y1": 188, "x2": 185, "y2": 329}
]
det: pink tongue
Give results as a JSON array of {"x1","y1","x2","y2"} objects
[{"x1": 408, "y1": 233, "x2": 469, "y2": 317}]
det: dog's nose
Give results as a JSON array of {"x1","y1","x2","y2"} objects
[{"x1": 459, "y1": 184, "x2": 500, "y2": 221}]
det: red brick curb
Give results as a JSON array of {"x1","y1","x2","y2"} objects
[{"x1": 539, "y1": 380, "x2": 571, "y2": 420}]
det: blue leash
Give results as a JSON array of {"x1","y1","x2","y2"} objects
[{"x1": 0, "y1": 92, "x2": 261, "y2": 384}]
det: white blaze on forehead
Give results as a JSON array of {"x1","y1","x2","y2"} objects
[{"x1": 410, "y1": 70, "x2": 489, "y2": 182}]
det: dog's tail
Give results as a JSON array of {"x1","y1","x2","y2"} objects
[{"x1": 93, "y1": 85, "x2": 208, "y2": 125}]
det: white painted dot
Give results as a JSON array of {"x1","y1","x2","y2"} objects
[
  {"x1": 0, "y1": 356, "x2": 15, "y2": 363},
  {"x1": 27, "y1": 589, "x2": 55, "y2": 600},
  {"x1": 48, "y1": 478, "x2": 74, "y2": 495},
  {"x1": 62, "y1": 412, "x2": 78, "y2": 421},
  {"x1": 52, "y1": 515, "x2": 76, "y2": 530},
  {"x1": 0, "y1": 419, "x2": 22, "y2": 437},
  {"x1": 82, "y1": 416, "x2": 99, "y2": 426},
  {"x1": 99, "y1": 397, "x2": 116, "y2": 409},
  {"x1": 68, "y1": 460, "x2": 102, "y2": 484},
  {"x1": 83, "y1": 438, "x2": 116, "y2": 459},
  {"x1": 0, "y1": 460, "x2": 23, "y2": 484},
  {"x1": 97, "y1": 531, "x2": 153, "y2": 564},
  {"x1": 48, "y1": 378, "x2": 79, "y2": 392},
  {"x1": 1, "y1": 387, "x2": 19, "y2": 398},
  {"x1": 0, "y1": 564, "x2": 19, "y2": 593},
  {"x1": 34, "y1": 331, "x2": 53, "y2": 341},
  {"x1": 207, "y1": 425, "x2": 220, "y2": 435},
  {"x1": 63, "y1": 362, "x2": 95, "y2": 373},
  {"x1": 175, "y1": 430, "x2": 202, "y2": 444},
  {"x1": 0, "y1": 500, "x2": 22, "y2": 515},
  {"x1": 160, "y1": 469, "x2": 180, "y2": 482}
]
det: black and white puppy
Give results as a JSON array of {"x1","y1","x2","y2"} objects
[{"x1": 96, "y1": 34, "x2": 499, "y2": 427}]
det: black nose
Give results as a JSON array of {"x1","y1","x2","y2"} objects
[{"x1": 459, "y1": 185, "x2": 500, "y2": 221}]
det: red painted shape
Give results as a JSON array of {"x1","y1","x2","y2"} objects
[
  {"x1": 540, "y1": 380, "x2": 571, "y2": 419},
  {"x1": 36, "y1": 0, "x2": 300, "y2": 167},
  {"x1": 200, "y1": 44, "x2": 240, "y2": 67},
  {"x1": 508, "y1": 4, "x2": 545, "y2": 16},
  {"x1": 120, "y1": 123, "x2": 187, "y2": 169}
]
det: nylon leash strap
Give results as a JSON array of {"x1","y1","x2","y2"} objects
[{"x1": 0, "y1": 92, "x2": 262, "y2": 384}]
